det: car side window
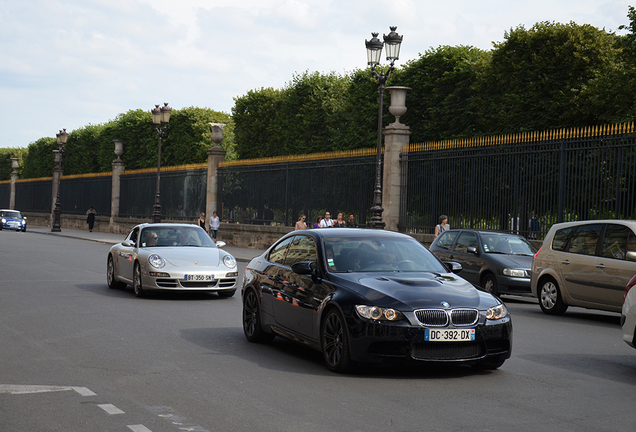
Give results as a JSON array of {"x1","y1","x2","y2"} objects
[
  {"x1": 268, "y1": 237, "x2": 293, "y2": 264},
  {"x1": 454, "y1": 232, "x2": 478, "y2": 253},
  {"x1": 284, "y1": 236, "x2": 317, "y2": 267},
  {"x1": 436, "y1": 231, "x2": 458, "y2": 250},
  {"x1": 565, "y1": 224, "x2": 602, "y2": 256},
  {"x1": 552, "y1": 227, "x2": 575, "y2": 251},
  {"x1": 601, "y1": 224, "x2": 632, "y2": 260},
  {"x1": 128, "y1": 228, "x2": 139, "y2": 246}
]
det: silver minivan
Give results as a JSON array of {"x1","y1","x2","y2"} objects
[{"x1": 531, "y1": 220, "x2": 636, "y2": 315}]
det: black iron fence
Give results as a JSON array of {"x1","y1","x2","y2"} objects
[
  {"x1": 218, "y1": 150, "x2": 376, "y2": 227},
  {"x1": 401, "y1": 125, "x2": 636, "y2": 238}
]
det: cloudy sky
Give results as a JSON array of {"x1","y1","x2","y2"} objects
[{"x1": 1, "y1": 0, "x2": 633, "y2": 149}]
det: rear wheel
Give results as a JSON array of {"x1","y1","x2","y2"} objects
[
  {"x1": 133, "y1": 262, "x2": 145, "y2": 298},
  {"x1": 321, "y1": 309, "x2": 352, "y2": 373},
  {"x1": 242, "y1": 289, "x2": 274, "y2": 342},
  {"x1": 107, "y1": 255, "x2": 126, "y2": 289},
  {"x1": 538, "y1": 278, "x2": 568, "y2": 315},
  {"x1": 482, "y1": 273, "x2": 499, "y2": 296}
]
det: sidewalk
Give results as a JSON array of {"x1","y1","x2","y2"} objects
[{"x1": 26, "y1": 225, "x2": 265, "y2": 263}]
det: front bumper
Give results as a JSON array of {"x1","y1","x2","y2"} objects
[
  {"x1": 496, "y1": 275, "x2": 531, "y2": 293},
  {"x1": 141, "y1": 269, "x2": 238, "y2": 292},
  {"x1": 1, "y1": 220, "x2": 26, "y2": 231},
  {"x1": 346, "y1": 314, "x2": 512, "y2": 365}
]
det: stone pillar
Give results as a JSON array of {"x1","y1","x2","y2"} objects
[
  {"x1": 206, "y1": 123, "x2": 227, "y2": 226},
  {"x1": 382, "y1": 87, "x2": 411, "y2": 232},
  {"x1": 110, "y1": 140, "x2": 125, "y2": 230},
  {"x1": 9, "y1": 158, "x2": 19, "y2": 210}
]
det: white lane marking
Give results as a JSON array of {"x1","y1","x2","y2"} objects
[
  {"x1": 98, "y1": 404, "x2": 125, "y2": 415},
  {"x1": 0, "y1": 385, "x2": 97, "y2": 396},
  {"x1": 127, "y1": 425, "x2": 153, "y2": 432},
  {"x1": 72, "y1": 386, "x2": 97, "y2": 396}
]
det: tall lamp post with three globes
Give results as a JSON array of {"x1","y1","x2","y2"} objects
[
  {"x1": 365, "y1": 26, "x2": 403, "y2": 229},
  {"x1": 51, "y1": 128, "x2": 69, "y2": 232}
]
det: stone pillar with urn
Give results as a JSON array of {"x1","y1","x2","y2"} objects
[
  {"x1": 206, "y1": 123, "x2": 227, "y2": 231},
  {"x1": 9, "y1": 158, "x2": 19, "y2": 210},
  {"x1": 382, "y1": 86, "x2": 411, "y2": 232},
  {"x1": 110, "y1": 139, "x2": 125, "y2": 229}
]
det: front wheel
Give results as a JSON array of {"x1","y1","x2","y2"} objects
[
  {"x1": 242, "y1": 289, "x2": 274, "y2": 342},
  {"x1": 321, "y1": 309, "x2": 352, "y2": 373},
  {"x1": 482, "y1": 274, "x2": 499, "y2": 296},
  {"x1": 538, "y1": 278, "x2": 568, "y2": 315},
  {"x1": 133, "y1": 262, "x2": 145, "y2": 298}
]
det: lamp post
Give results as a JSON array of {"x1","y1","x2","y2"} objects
[
  {"x1": 365, "y1": 26, "x2": 403, "y2": 229},
  {"x1": 51, "y1": 128, "x2": 69, "y2": 232},
  {"x1": 151, "y1": 103, "x2": 172, "y2": 223}
]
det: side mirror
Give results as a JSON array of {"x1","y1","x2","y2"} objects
[
  {"x1": 215, "y1": 241, "x2": 226, "y2": 248},
  {"x1": 467, "y1": 246, "x2": 478, "y2": 255},
  {"x1": 291, "y1": 261, "x2": 316, "y2": 276},
  {"x1": 122, "y1": 240, "x2": 135, "y2": 247},
  {"x1": 443, "y1": 261, "x2": 463, "y2": 274}
]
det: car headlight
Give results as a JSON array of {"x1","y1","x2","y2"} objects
[
  {"x1": 355, "y1": 305, "x2": 404, "y2": 321},
  {"x1": 148, "y1": 254, "x2": 165, "y2": 269},
  {"x1": 486, "y1": 303, "x2": 508, "y2": 320},
  {"x1": 223, "y1": 254, "x2": 237, "y2": 269},
  {"x1": 503, "y1": 268, "x2": 527, "y2": 278},
  {"x1": 1, "y1": 218, "x2": 5, "y2": 223}
]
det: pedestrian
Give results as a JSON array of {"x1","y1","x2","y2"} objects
[
  {"x1": 333, "y1": 212, "x2": 346, "y2": 228},
  {"x1": 320, "y1": 211, "x2": 334, "y2": 228},
  {"x1": 295, "y1": 215, "x2": 307, "y2": 230},
  {"x1": 434, "y1": 215, "x2": 449, "y2": 238},
  {"x1": 313, "y1": 216, "x2": 323, "y2": 228},
  {"x1": 529, "y1": 210, "x2": 540, "y2": 239},
  {"x1": 262, "y1": 204, "x2": 274, "y2": 225},
  {"x1": 209, "y1": 211, "x2": 220, "y2": 240},
  {"x1": 198, "y1": 212, "x2": 207, "y2": 232},
  {"x1": 345, "y1": 213, "x2": 358, "y2": 228},
  {"x1": 86, "y1": 206, "x2": 96, "y2": 232}
]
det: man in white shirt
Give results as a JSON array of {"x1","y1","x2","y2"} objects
[
  {"x1": 209, "y1": 211, "x2": 220, "y2": 239},
  {"x1": 319, "y1": 212, "x2": 334, "y2": 228}
]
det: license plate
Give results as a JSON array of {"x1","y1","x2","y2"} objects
[
  {"x1": 425, "y1": 328, "x2": 475, "y2": 342},
  {"x1": 184, "y1": 274, "x2": 214, "y2": 281}
]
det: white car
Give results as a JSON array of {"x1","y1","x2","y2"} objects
[
  {"x1": 621, "y1": 274, "x2": 636, "y2": 349},
  {"x1": 107, "y1": 223, "x2": 238, "y2": 298}
]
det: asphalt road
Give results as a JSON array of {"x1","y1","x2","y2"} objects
[{"x1": 1, "y1": 229, "x2": 635, "y2": 432}]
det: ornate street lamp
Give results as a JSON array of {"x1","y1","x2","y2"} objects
[
  {"x1": 365, "y1": 26, "x2": 403, "y2": 229},
  {"x1": 51, "y1": 128, "x2": 69, "y2": 232},
  {"x1": 151, "y1": 103, "x2": 172, "y2": 223}
]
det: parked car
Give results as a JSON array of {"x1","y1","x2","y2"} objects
[
  {"x1": 429, "y1": 229, "x2": 537, "y2": 296},
  {"x1": 621, "y1": 274, "x2": 636, "y2": 349},
  {"x1": 0, "y1": 209, "x2": 27, "y2": 232},
  {"x1": 107, "y1": 223, "x2": 238, "y2": 298},
  {"x1": 531, "y1": 220, "x2": 636, "y2": 315},
  {"x1": 241, "y1": 228, "x2": 512, "y2": 372}
]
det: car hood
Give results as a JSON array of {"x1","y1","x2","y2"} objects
[
  {"x1": 485, "y1": 253, "x2": 533, "y2": 269},
  {"x1": 340, "y1": 272, "x2": 487, "y2": 309},
  {"x1": 157, "y1": 247, "x2": 222, "y2": 267}
]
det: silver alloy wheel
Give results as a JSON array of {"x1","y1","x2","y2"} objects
[
  {"x1": 107, "y1": 255, "x2": 126, "y2": 290},
  {"x1": 133, "y1": 262, "x2": 144, "y2": 297},
  {"x1": 540, "y1": 281, "x2": 558, "y2": 310}
]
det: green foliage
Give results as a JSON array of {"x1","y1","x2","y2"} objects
[{"x1": 21, "y1": 137, "x2": 57, "y2": 179}]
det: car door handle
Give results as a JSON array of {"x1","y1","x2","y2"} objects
[
  {"x1": 561, "y1": 260, "x2": 570, "y2": 265},
  {"x1": 595, "y1": 264, "x2": 606, "y2": 269}
]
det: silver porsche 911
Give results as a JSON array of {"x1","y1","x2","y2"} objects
[{"x1": 107, "y1": 223, "x2": 238, "y2": 298}]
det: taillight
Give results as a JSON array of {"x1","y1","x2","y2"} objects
[
  {"x1": 624, "y1": 274, "x2": 636, "y2": 303},
  {"x1": 533, "y1": 246, "x2": 542, "y2": 260}
]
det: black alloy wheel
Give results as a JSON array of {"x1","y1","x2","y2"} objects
[
  {"x1": 242, "y1": 289, "x2": 274, "y2": 342},
  {"x1": 107, "y1": 255, "x2": 126, "y2": 290},
  {"x1": 482, "y1": 273, "x2": 499, "y2": 296},
  {"x1": 538, "y1": 278, "x2": 568, "y2": 315},
  {"x1": 133, "y1": 262, "x2": 145, "y2": 298},
  {"x1": 321, "y1": 309, "x2": 352, "y2": 373}
]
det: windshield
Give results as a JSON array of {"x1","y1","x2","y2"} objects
[
  {"x1": 1, "y1": 210, "x2": 22, "y2": 219},
  {"x1": 482, "y1": 234, "x2": 537, "y2": 255},
  {"x1": 139, "y1": 226, "x2": 217, "y2": 248},
  {"x1": 323, "y1": 236, "x2": 448, "y2": 273}
]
